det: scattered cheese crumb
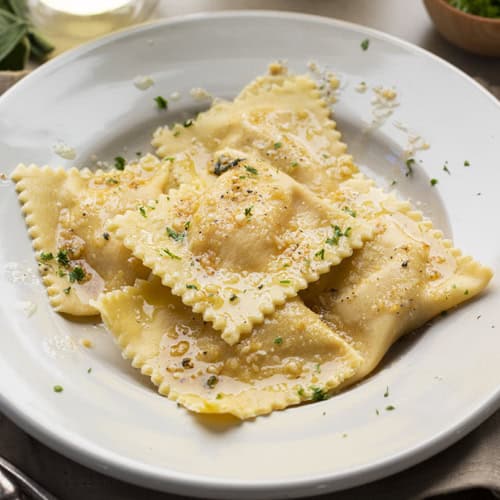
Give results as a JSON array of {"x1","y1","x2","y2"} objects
[
  {"x1": 53, "y1": 142, "x2": 76, "y2": 160},
  {"x1": 0, "y1": 172, "x2": 6, "y2": 180},
  {"x1": 371, "y1": 86, "x2": 400, "y2": 125},
  {"x1": 133, "y1": 75, "x2": 155, "y2": 91},
  {"x1": 170, "y1": 91, "x2": 181, "y2": 101},
  {"x1": 81, "y1": 338, "x2": 93, "y2": 348},
  {"x1": 393, "y1": 121, "x2": 430, "y2": 157},
  {"x1": 17, "y1": 300, "x2": 37, "y2": 317},
  {"x1": 189, "y1": 87, "x2": 212, "y2": 100},
  {"x1": 355, "y1": 81, "x2": 368, "y2": 93}
]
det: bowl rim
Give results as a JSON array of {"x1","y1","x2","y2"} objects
[{"x1": 431, "y1": 0, "x2": 500, "y2": 24}]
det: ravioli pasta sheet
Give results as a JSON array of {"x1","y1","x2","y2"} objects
[
  {"x1": 301, "y1": 174, "x2": 493, "y2": 381},
  {"x1": 12, "y1": 155, "x2": 171, "y2": 315},
  {"x1": 108, "y1": 153, "x2": 373, "y2": 345},
  {"x1": 152, "y1": 70, "x2": 358, "y2": 199},
  {"x1": 11, "y1": 66, "x2": 493, "y2": 419},
  {"x1": 95, "y1": 278, "x2": 362, "y2": 419}
]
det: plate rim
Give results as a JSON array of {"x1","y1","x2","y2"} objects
[{"x1": 0, "y1": 10, "x2": 499, "y2": 499}]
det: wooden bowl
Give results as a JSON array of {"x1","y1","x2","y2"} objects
[{"x1": 424, "y1": 0, "x2": 500, "y2": 56}]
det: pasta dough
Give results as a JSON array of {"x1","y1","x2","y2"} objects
[
  {"x1": 301, "y1": 174, "x2": 493, "y2": 382},
  {"x1": 95, "y1": 278, "x2": 363, "y2": 419},
  {"x1": 12, "y1": 154, "x2": 171, "y2": 315},
  {"x1": 108, "y1": 152, "x2": 373, "y2": 345},
  {"x1": 152, "y1": 69, "x2": 358, "y2": 198}
]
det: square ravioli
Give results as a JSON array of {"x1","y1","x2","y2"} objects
[
  {"x1": 152, "y1": 69, "x2": 358, "y2": 199},
  {"x1": 12, "y1": 154, "x2": 172, "y2": 315},
  {"x1": 301, "y1": 174, "x2": 493, "y2": 383},
  {"x1": 107, "y1": 154, "x2": 373, "y2": 345},
  {"x1": 95, "y1": 278, "x2": 363, "y2": 419}
]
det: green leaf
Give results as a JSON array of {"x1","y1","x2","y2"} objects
[
  {"x1": 27, "y1": 28, "x2": 54, "y2": 60},
  {"x1": 0, "y1": 32, "x2": 29, "y2": 70},
  {"x1": 0, "y1": 11, "x2": 28, "y2": 65},
  {"x1": 5, "y1": 0, "x2": 28, "y2": 19}
]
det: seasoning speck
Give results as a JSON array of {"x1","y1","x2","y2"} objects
[
  {"x1": 361, "y1": 39, "x2": 370, "y2": 51},
  {"x1": 53, "y1": 385, "x2": 63, "y2": 393},
  {"x1": 430, "y1": 178, "x2": 438, "y2": 186}
]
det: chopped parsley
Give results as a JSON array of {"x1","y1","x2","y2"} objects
[
  {"x1": 173, "y1": 129, "x2": 180, "y2": 137},
  {"x1": 216, "y1": 393, "x2": 223, "y2": 400},
  {"x1": 114, "y1": 156, "x2": 126, "y2": 170},
  {"x1": 63, "y1": 286, "x2": 71, "y2": 294},
  {"x1": 69, "y1": 266, "x2": 86, "y2": 283},
  {"x1": 326, "y1": 225, "x2": 350, "y2": 246},
  {"x1": 186, "y1": 284, "x2": 198, "y2": 290},
  {"x1": 103, "y1": 232, "x2": 110, "y2": 240},
  {"x1": 464, "y1": 289, "x2": 469, "y2": 295},
  {"x1": 207, "y1": 375, "x2": 218, "y2": 388},
  {"x1": 138, "y1": 206, "x2": 147, "y2": 218},
  {"x1": 274, "y1": 336, "x2": 283, "y2": 345},
  {"x1": 297, "y1": 387, "x2": 305, "y2": 397},
  {"x1": 279, "y1": 279, "x2": 291, "y2": 285},
  {"x1": 87, "y1": 368, "x2": 92, "y2": 374},
  {"x1": 291, "y1": 162, "x2": 299, "y2": 168},
  {"x1": 183, "y1": 118, "x2": 193, "y2": 127},
  {"x1": 229, "y1": 294, "x2": 238, "y2": 302},
  {"x1": 40, "y1": 252, "x2": 53, "y2": 262},
  {"x1": 311, "y1": 386, "x2": 328, "y2": 402},
  {"x1": 376, "y1": 409, "x2": 380, "y2": 415},
  {"x1": 361, "y1": 38, "x2": 370, "y2": 51},
  {"x1": 136, "y1": 151, "x2": 142, "y2": 157},
  {"x1": 53, "y1": 385, "x2": 63, "y2": 393},
  {"x1": 273, "y1": 142, "x2": 282, "y2": 149},
  {"x1": 166, "y1": 226, "x2": 185, "y2": 241},
  {"x1": 343, "y1": 207, "x2": 357, "y2": 217},
  {"x1": 315, "y1": 363, "x2": 321, "y2": 373},
  {"x1": 57, "y1": 249, "x2": 70, "y2": 266},
  {"x1": 244, "y1": 206, "x2": 253, "y2": 217},
  {"x1": 315, "y1": 248, "x2": 325, "y2": 260},
  {"x1": 464, "y1": 160, "x2": 470, "y2": 166},
  {"x1": 165, "y1": 157, "x2": 175, "y2": 162},
  {"x1": 184, "y1": 220, "x2": 191, "y2": 230},
  {"x1": 405, "y1": 158, "x2": 415, "y2": 177},
  {"x1": 391, "y1": 180, "x2": 397, "y2": 186},
  {"x1": 443, "y1": 164, "x2": 451, "y2": 174},
  {"x1": 154, "y1": 95, "x2": 168, "y2": 109},
  {"x1": 385, "y1": 405, "x2": 396, "y2": 411},
  {"x1": 214, "y1": 156, "x2": 244, "y2": 175},
  {"x1": 430, "y1": 178, "x2": 438, "y2": 186},
  {"x1": 384, "y1": 386, "x2": 389, "y2": 398},
  {"x1": 161, "y1": 248, "x2": 181, "y2": 260},
  {"x1": 245, "y1": 165, "x2": 258, "y2": 175}
]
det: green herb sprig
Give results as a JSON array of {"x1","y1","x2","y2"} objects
[{"x1": 0, "y1": 0, "x2": 54, "y2": 70}]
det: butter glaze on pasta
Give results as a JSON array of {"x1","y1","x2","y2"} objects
[
  {"x1": 12, "y1": 154, "x2": 171, "y2": 315},
  {"x1": 11, "y1": 65, "x2": 493, "y2": 419},
  {"x1": 108, "y1": 153, "x2": 373, "y2": 345},
  {"x1": 95, "y1": 278, "x2": 362, "y2": 419}
]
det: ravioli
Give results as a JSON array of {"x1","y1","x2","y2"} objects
[
  {"x1": 12, "y1": 155, "x2": 171, "y2": 315},
  {"x1": 95, "y1": 278, "x2": 363, "y2": 419},
  {"x1": 152, "y1": 68, "x2": 358, "y2": 198},
  {"x1": 108, "y1": 153, "x2": 373, "y2": 345},
  {"x1": 301, "y1": 174, "x2": 493, "y2": 382}
]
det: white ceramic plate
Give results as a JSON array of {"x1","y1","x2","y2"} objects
[{"x1": 0, "y1": 11, "x2": 499, "y2": 499}]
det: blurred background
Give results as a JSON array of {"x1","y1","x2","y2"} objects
[{"x1": 0, "y1": 0, "x2": 499, "y2": 89}]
